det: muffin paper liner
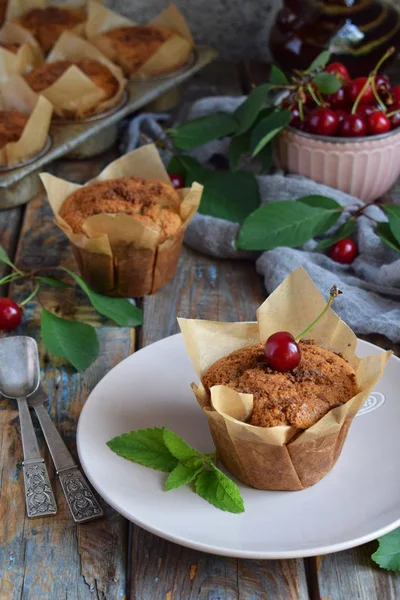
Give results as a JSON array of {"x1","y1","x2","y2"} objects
[
  {"x1": 0, "y1": 74, "x2": 52, "y2": 166},
  {"x1": 85, "y1": 1, "x2": 194, "y2": 78},
  {"x1": 0, "y1": 22, "x2": 43, "y2": 82},
  {"x1": 40, "y1": 143, "x2": 203, "y2": 297},
  {"x1": 178, "y1": 267, "x2": 391, "y2": 491},
  {"x1": 23, "y1": 30, "x2": 126, "y2": 119},
  {"x1": 5, "y1": 0, "x2": 86, "y2": 40}
]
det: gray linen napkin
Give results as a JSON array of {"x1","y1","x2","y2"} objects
[{"x1": 120, "y1": 98, "x2": 400, "y2": 342}]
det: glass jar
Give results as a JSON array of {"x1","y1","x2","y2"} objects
[{"x1": 269, "y1": 0, "x2": 400, "y2": 76}]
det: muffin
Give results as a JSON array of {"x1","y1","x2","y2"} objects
[
  {"x1": 15, "y1": 6, "x2": 86, "y2": 53},
  {"x1": 59, "y1": 177, "x2": 182, "y2": 241},
  {"x1": 178, "y1": 267, "x2": 391, "y2": 491},
  {"x1": 40, "y1": 144, "x2": 203, "y2": 297},
  {"x1": 203, "y1": 340, "x2": 357, "y2": 429},
  {"x1": 0, "y1": 110, "x2": 28, "y2": 148},
  {"x1": 25, "y1": 58, "x2": 119, "y2": 102},
  {"x1": 93, "y1": 25, "x2": 190, "y2": 76}
]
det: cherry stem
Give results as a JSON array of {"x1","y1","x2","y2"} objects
[
  {"x1": 372, "y1": 46, "x2": 395, "y2": 75},
  {"x1": 0, "y1": 272, "x2": 23, "y2": 286},
  {"x1": 298, "y1": 99, "x2": 304, "y2": 121},
  {"x1": 351, "y1": 78, "x2": 371, "y2": 115},
  {"x1": 20, "y1": 281, "x2": 40, "y2": 307},
  {"x1": 295, "y1": 285, "x2": 342, "y2": 342},
  {"x1": 307, "y1": 84, "x2": 321, "y2": 106},
  {"x1": 386, "y1": 108, "x2": 399, "y2": 118},
  {"x1": 351, "y1": 46, "x2": 395, "y2": 115},
  {"x1": 371, "y1": 78, "x2": 386, "y2": 111}
]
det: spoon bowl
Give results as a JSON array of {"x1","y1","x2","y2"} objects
[{"x1": 0, "y1": 336, "x2": 40, "y2": 399}]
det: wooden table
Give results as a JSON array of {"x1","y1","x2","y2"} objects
[{"x1": 1, "y1": 60, "x2": 400, "y2": 600}]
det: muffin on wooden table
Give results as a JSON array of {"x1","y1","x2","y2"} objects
[
  {"x1": 178, "y1": 267, "x2": 391, "y2": 491},
  {"x1": 23, "y1": 31, "x2": 125, "y2": 119},
  {"x1": 85, "y1": 1, "x2": 194, "y2": 78},
  {"x1": 0, "y1": 74, "x2": 52, "y2": 167},
  {"x1": 40, "y1": 144, "x2": 203, "y2": 297}
]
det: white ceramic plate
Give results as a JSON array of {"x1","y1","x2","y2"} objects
[{"x1": 77, "y1": 334, "x2": 400, "y2": 559}]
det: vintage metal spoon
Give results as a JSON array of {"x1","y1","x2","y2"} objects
[
  {"x1": 28, "y1": 383, "x2": 103, "y2": 523},
  {"x1": 0, "y1": 336, "x2": 57, "y2": 518}
]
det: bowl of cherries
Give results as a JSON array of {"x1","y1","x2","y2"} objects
[{"x1": 274, "y1": 49, "x2": 400, "y2": 203}]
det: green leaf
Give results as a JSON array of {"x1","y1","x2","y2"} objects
[
  {"x1": 195, "y1": 464, "x2": 244, "y2": 514},
  {"x1": 64, "y1": 269, "x2": 143, "y2": 327},
  {"x1": 0, "y1": 245, "x2": 17, "y2": 269},
  {"x1": 237, "y1": 201, "x2": 340, "y2": 251},
  {"x1": 269, "y1": 65, "x2": 288, "y2": 85},
  {"x1": 257, "y1": 142, "x2": 273, "y2": 174},
  {"x1": 228, "y1": 131, "x2": 250, "y2": 171},
  {"x1": 372, "y1": 528, "x2": 400, "y2": 570},
  {"x1": 165, "y1": 461, "x2": 203, "y2": 491},
  {"x1": 251, "y1": 109, "x2": 292, "y2": 156},
  {"x1": 307, "y1": 50, "x2": 331, "y2": 72},
  {"x1": 38, "y1": 276, "x2": 72, "y2": 289},
  {"x1": 233, "y1": 84, "x2": 272, "y2": 135},
  {"x1": 168, "y1": 113, "x2": 238, "y2": 151},
  {"x1": 198, "y1": 171, "x2": 260, "y2": 224},
  {"x1": 297, "y1": 195, "x2": 341, "y2": 210},
  {"x1": 107, "y1": 427, "x2": 178, "y2": 472},
  {"x1": 317, "y1": 218, "x2": 357, "y2": 249},
  {"x1": 167, "y1": 156, "x2": 186, "y2": 175},
  {"x1": 313, "y1": 72, "x2": 342, "y2": 94},
  {"x1": 41, "y1": 309, "x2": 99, "y2": 371},
  {"x1": 383, "y1": 205, "x2": 400, "y2": 246},
  {"x1": 376, "y1": 222, "x2": 400, "y2": 251},
  {"x1": 163, "y1": 428, "x2": 202, "y2": 462}
]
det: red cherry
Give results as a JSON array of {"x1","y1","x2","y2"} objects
[
  {"x1": 264, "y1": 331, "x2": 301, "y2": 372},
  {"x1": 355, "y1": 104, "x2": 378, "y2": 117},
  {"x1": 305, "y1": 107, "x2": 339, "y2": 136},
  {"x1": 288, "y1": 105, "x2": 304, "y2": 128},
  {"x1": 0, "y1": 298, "x2": 22, "y2": 331},
  {"x1": 328, "y1": 238, "x2": 358, "y2": 264},
  {"x1": 389, "y1": 85, "x2": 400, "y2": 107},
  {"x1": 326, "y1": 62, "x2": 351, "y2": 84},
  {"x1": 390, "y1": 110, "x2": 400, "y2": 129},
  {"x1": 335, "y1": 109, "x2": 348, "y2": 123},
  {"x1": 169, "y1": 172, "x2": 185, "y2": 189},
  {"x1": 375, "y1": 74, "x2": 391, "y2": 95},
  {"x1": 367, "y1": 111, "x2": 390, "y2": 135},
  {"x1": 325, "y1": 86, "x2": 348, "y2": 108},
  {"x1": 349, "y1": 77, "x2": 375, "y2": 104},
  {"x1": 339, "y1": 114, "x2": 367, "y2": 137}
]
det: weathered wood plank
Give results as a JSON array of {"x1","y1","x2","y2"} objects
[
  {"x1": 0, "y1": 206, "x2": 22, "y2": 291},
  {"x1": 0, "y1": 149, "x2": 133, "y2": 600},
  {"x1": 129, "y1": 246, "x2": 309, "y2": 600},
  {"x1": 318, "y1": 544, "x2": 400, "y2": 600}
]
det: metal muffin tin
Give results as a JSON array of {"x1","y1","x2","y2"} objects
[{"x1": 0, "y1": 46, "x2": 217, "y2": 209}]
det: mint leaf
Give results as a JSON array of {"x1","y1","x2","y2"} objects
[
  {"x1": 237, "y1": 201, "x2": 339, "y2": 251},
  {"x1": 233, "y1": 84, "x2": 272, "y2": 135},
  {"x1": 372, "y1": 528, "x2": 400, "y2": 570},
  {"x1": 195, "y1": 464, "x2": 244, "y2": 514},
  {"x1": 41, "y1": 309, "x2": 99, "y2": 371},
  {"x1": 313, "y1": 72, "x2": 342, "y2": 94},
  {"x1": 64, "y1": 269, "x2": 143, "y2": 327},
  {"x1": 317, "y1": 218, "x2": 356, "y2": 249},
  {"x1": 383, "y1": 205, "x2": 400, "y2": 246},
  {"x1": 168, "y1": 113, "x2": 238, "y2": 151},
  {"x1": 163, "y1": 428, "x2": 202, "y2": 461},
  {"x1": 376, "y1": 222, "x2": 400, "y2": 251},
  {"x1": 269, "y1": 65, "x2": 288, "y2": 85},
  {"x1": 38, "y1": 276, "x2": 72, "y2": 289},
  {"x1": 297, "y1": 195, "x2": 341, "y2": 210},
  {"x1": 251, "y1": 109, "x2": 292, "y2": 156},
  {"x1": 307, "y1": 50, "x2": 331, "y2": 72},
  {"x1": 0, "y1": 245, "x2": 17, "y2": 269},
  {"x1": 107, "y1": 427, "x2": 178, "y2": 472},
  {"x1": 165, "y1": 461, "x2": 203, "y2": 491}
]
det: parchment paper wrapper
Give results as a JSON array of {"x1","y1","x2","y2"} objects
[
  {"x1": 86, "y1": 2, "x2": 194, "y2": 79},
  {"x1": 40, "y1": 143, "x2": 203, "y2": 296},
  {"x1": 0, "y1": 22, "x2": 43, "y2": 82},
  {"x1": 5, "y1": 0, "x2": 86, "y2": 44},
  {"x1": 178, "y1": 267, "x2": 391, "y2": 491},
  {"x1": 0, "y1": 74, "x2": 52, "y2": 166}
]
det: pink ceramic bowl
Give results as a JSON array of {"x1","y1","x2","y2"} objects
[{"x1": 274, "y1": 126, "x2": 400, "y2": 203}]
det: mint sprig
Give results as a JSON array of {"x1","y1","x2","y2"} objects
[
  {"x1": 372, "y1": 528, "x2": 400, "y2": 571},
  {"x1": 107, "y1": 427, "x2": 245, "y2": 514}
]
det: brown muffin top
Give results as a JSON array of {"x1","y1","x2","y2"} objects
[
  {"x1": 60, "y1": 176, "x2": 182, "y2": 241},
  {"x1": 16, "y1": 6, "x2": 86, "y2": 53},
  {"x1": 0, "y1": 41, "x2": 20, "y2": 53},
  {"x1": 202, "y1": 340, "x2": 357, "y2": 429},
  {"x1": 0, "y1": 110, "x2": 28, "y2": 149},
  {"x1": 103, "y1": 25, "x2": 173, "y2": 74},
  {"x1": 24, "y1": 58, "x2": 118, "y2": 100}
]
